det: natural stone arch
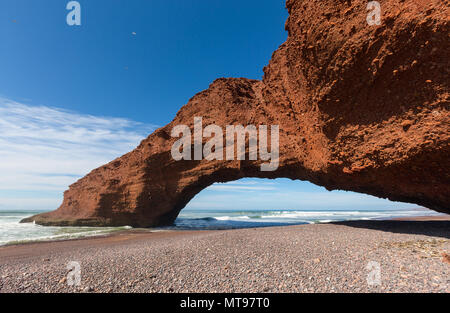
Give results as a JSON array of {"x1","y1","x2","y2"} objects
[{"x1": 24, "y1": 0, "x2": 449, "y2": 227}]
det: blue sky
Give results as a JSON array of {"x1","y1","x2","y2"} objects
[{"x1": 0, "y1": 0, "x2": 422, "y2": 212}]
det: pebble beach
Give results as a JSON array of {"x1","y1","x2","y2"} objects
[{"x1": 0, "y1": 218, "x2": 449, "y2": 293}]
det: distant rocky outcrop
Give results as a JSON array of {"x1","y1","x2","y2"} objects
[{"x1": 22, "y1": 0, "x2": 449, "y2": 227}]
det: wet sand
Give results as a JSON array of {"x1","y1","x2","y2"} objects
[
  {"x1": 392, "y1": 215, "x2": 450, "y2": 221},
  {"x1": 0, "y1": 217, "x2": 449, "y2": 293}
]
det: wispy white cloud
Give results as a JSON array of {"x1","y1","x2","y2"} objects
[
  {"x1": 208, "y1": 184, "x2": 276, "y2": 192},
  {"x1": 224, "y1": 180, "x2": 276, "y2": 186},
  {"x1": 0, "y1": 197, "x2": 61, "y2": 211},
  {"x1": 0, "y1": 98, "x2": 157, "y2": 210}
]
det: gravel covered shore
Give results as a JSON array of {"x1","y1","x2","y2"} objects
[{"x1": 0, "y1": 220, "x2": 449, "y2": 293}]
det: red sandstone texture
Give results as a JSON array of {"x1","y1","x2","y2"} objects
[{"x1": 23, "y1": 0, "x2": 449, "y2": 227}]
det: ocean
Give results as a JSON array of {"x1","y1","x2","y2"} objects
[{"x1": 0, "y1": 208, "x2": 442, "y2": 246}]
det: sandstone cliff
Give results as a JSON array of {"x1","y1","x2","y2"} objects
[{"x1": 23, "y1": 0, "x2": 449, "y2": 227}]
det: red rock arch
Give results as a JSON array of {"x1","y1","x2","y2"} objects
[{"x1": 23, "y1": 0, "x2": 449, "y2": 227}]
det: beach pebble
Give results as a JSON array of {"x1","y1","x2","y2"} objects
[{"x1": 0, "y1": 222, "x2": 448, "y2": 293}]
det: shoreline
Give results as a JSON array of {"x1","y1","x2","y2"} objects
[{"x1": 2, "y1": 214, "x2": 449, "y2": 249}]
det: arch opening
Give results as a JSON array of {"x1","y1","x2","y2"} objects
[{"x1": 170, "y1": 178, "x2": 440, "y2": 230}]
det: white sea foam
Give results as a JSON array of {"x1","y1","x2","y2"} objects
[
  {"x1": 215, "y1": 215, "x2": 251, "y2": 221},
  {"x1": 0, "y1": 211, "x2": 131, "y2": 246}
]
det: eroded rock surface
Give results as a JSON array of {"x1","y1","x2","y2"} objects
[{"x1": 23, "y1": 0, "x2": 449, "y2": 227}]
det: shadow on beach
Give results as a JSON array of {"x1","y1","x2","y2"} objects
[{"x1": 333, "y1": 220, "x2": 450, "y2": 239}]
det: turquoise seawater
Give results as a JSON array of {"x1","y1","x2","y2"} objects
[{"x1": 0, "y1": 208, "x2": 442, "y2": 246}]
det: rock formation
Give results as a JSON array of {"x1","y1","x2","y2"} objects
[{"x1": 23, "y1": 0, "x2": 449, "y2": 227}]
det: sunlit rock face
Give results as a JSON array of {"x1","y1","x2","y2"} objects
[{"x1": 23, "y1": 0, "x2": 449, "y2": 227}]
